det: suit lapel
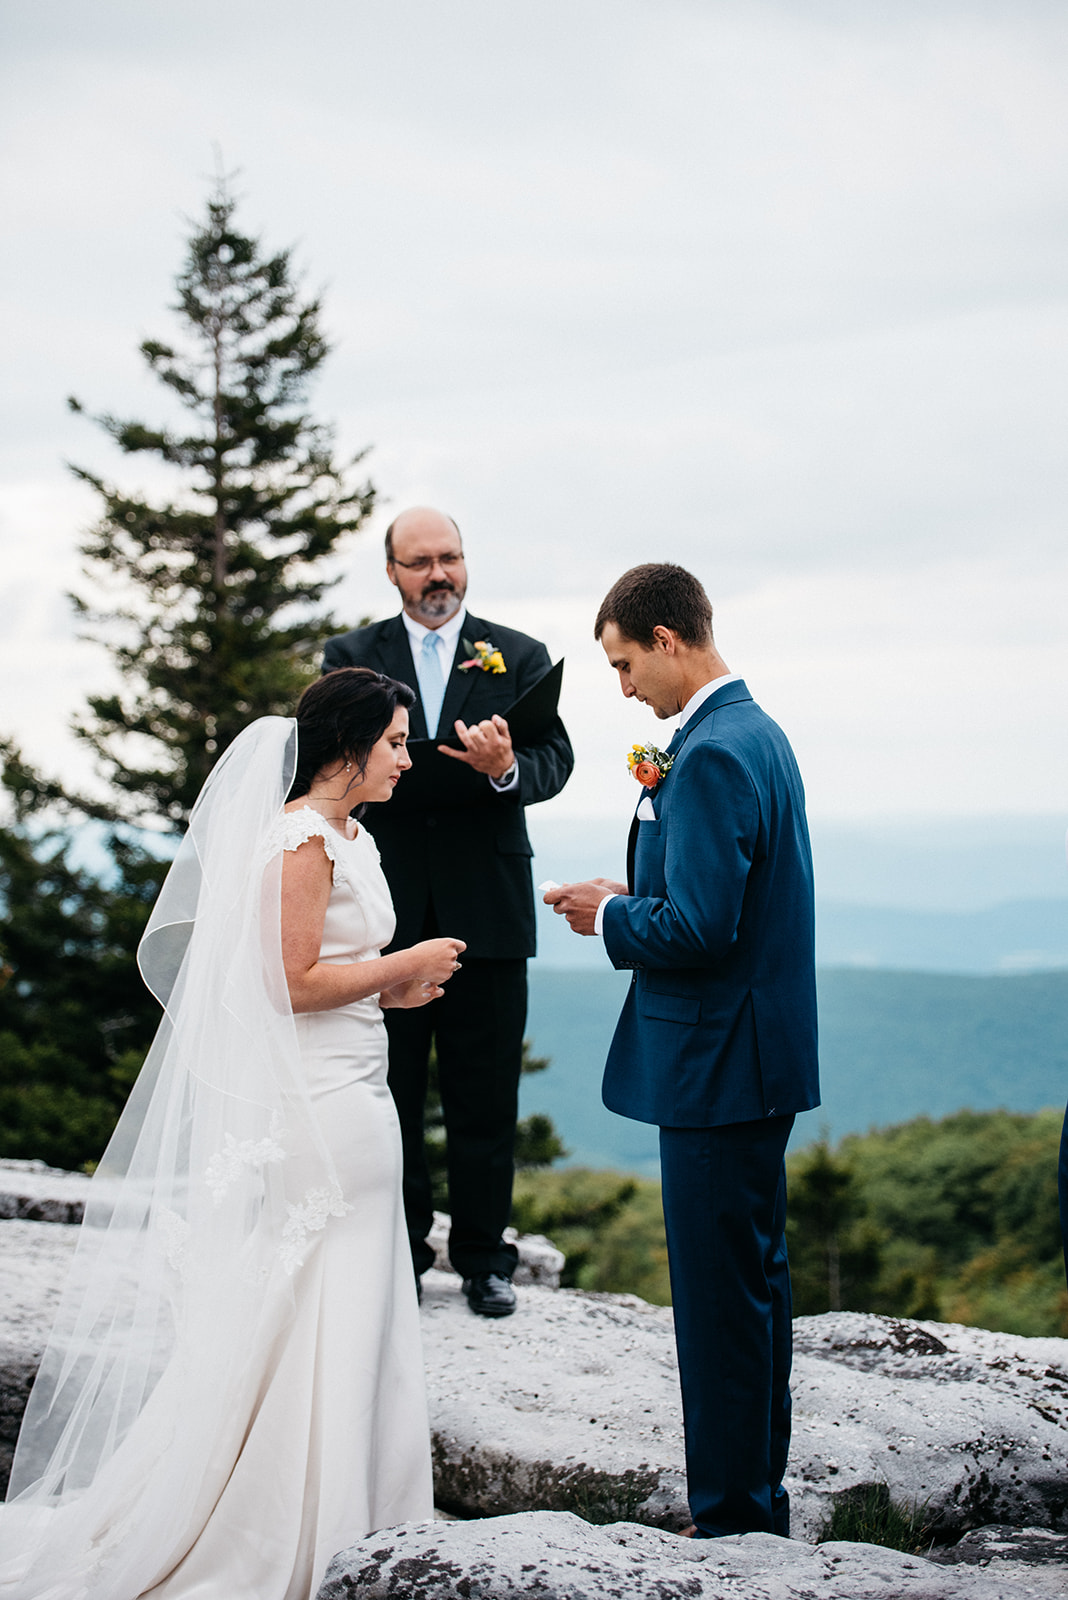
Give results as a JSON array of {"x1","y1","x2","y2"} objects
[
  {"x1": 626, "y1": 815, "x2": 639, "y2": 894},
  {"x1": 376, "y1": 617, "x2": 427, "y2": 738}
]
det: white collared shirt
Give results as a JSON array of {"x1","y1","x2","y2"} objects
[
  {"x1": 400, "y1": 605, "x2": 467, "y2": 658},
  {"x1": 593, "y1": 672, "x2": 744, "y2": 936},
  {"x1": 677, "y1": 672, "x2": 742, "y2": 729},
  {"x1": 400, "y1": 605, "x2": 518, "y2": 792}
]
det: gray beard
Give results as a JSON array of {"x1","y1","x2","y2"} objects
[{"x1": 412, "y1": 589, "x2": 461, "y2": 625}]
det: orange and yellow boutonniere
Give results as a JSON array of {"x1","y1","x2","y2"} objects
[{"x1": 627, "y1": 742, "x2": 673, "y2": 788}]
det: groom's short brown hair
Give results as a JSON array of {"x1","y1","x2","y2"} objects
[{"x1": 595, "y1": 563, "x2": 713, "y2": 649}]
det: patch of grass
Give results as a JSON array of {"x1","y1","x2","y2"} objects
[
  {"x1": 816, "y1": 1482, "x2": 936, "y2": 1555},
  {"x1": 565, "y1": 1473, "x2": 654, "y2": 1526}
]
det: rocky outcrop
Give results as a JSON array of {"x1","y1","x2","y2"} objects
[
  {"x1": 0, "y1": 1217, "x2": 78, "y2": 1492},
  {"x1": 0, "y1": 1159, "x2": 91, "y2": 1224},
  {"x1": 317, "y1": 1510, "x2": 1051, "y2": 1599},
  {"x1": 418, "y1": 1271, "x2": 1068, "y2": 1542},
  {"x1": 3, "y1": 1160, "x2": 1067, "y2": 1570},
  {"x1": 790, "y1": 1313, "x2": 1068, "y2": 1537},
  {"x1": 931, "y1": 1524, "x2": 1068, "y2": 1592}
]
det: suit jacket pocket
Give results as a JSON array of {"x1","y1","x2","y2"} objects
[{"x1": 639, "y1": 990, "x2": 700, "y2": 1025}]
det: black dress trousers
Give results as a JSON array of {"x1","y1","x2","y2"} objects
[{"x1": 385, "y1": 954, "x2": 526, "y2": 1280}]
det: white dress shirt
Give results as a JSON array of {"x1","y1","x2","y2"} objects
[{"x1": 400, "y1": 607, "x2": 519, "y2": 792}]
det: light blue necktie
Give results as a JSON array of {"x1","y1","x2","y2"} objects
[{"x1": 419, "y1": 631, "x2": 446, "y2": 737}]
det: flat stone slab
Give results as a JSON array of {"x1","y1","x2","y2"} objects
[
  {"x1": 420, "y1": 1270, "x2": 685, "y2": 1528},
  {"x1": 420, "y1": 1277, "x2": 1068, "y2": 1541},
  {"x1": 0, "y1": 1220, "x2": 79, "y2": 1491},
  {"x1": 790, "y1": 1313, "x2": 1068, "y2": 1537},
  {"x1": 4, "y1": 1218, "x2": 1068, "y2": 1546},
  {"x1": 930, "y1": 1524, "x2": 1068, "y2": 1595},
  {"x1": 316, "y1": 1510, "x2": 1021, "y2": 1599},
  {"x1": 0, "y1": 1160, "x2": 91, "y2": 1224}
]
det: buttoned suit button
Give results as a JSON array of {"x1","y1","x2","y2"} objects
[{"x1": 426, "y1": 816, "x2": 437, "y2": 828}]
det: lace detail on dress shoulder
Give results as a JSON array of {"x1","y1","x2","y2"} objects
[{"x1": 264, "y1": 807, "x2": 351, "y2": 884}]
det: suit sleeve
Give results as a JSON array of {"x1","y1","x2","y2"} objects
[
  {"x1": 602, "y1": 742, "x2": 758, "y2": 969},
  {"x1": 504, "y1": 639, "x2": 575, "y2": 808}
]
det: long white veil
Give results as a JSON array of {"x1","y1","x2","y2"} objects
[{"x1": 1, "y1": 717, "x2": 349, "y2": 1599}]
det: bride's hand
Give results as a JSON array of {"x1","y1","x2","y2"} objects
[
  {"x1": 380, "y1": 977, "x2": 445, "y2": 1009},
  {"x1": 410, "y1": 937, "x2": 467, "y2": 985},
  {"x1": 380, "y1": 939, "x2": 466, "y2": 1010}
]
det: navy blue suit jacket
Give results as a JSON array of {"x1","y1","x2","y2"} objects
[{"x1": 602, "y1": 680, "x2": 819, "y2": 1128}]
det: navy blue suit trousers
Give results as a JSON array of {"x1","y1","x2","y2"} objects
[{"x1": 660, "y1": 1115, "x2": 794, "y2": 1538}]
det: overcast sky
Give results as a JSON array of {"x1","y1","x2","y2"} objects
[{"x1": 2, "y1": 0, "x2": 1066, "y2": 844}]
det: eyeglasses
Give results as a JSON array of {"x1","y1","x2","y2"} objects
[{"x1": 389, "y1": 551, "x2": 465, "y2": 573}]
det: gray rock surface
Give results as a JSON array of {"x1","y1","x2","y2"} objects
[
  {"x1": 0, "y1": 1218, "x2": 77, "y2": 1492},
  {"x1": 790, "y1": 1313, "x2": 1068, "y2": 1538},
  {"x1": 419, "y1": 1275, "x2": 1068, "y2": 1541},
  {"x1": 0, "y1": 1159, "x2": 91, "y2": 1224},
  {"x1": 3, "y1": 1173, "x2": 1067, "y2": 1553},
  {"x1": 930, "y1": 1524, "x2": 1068, "y2": 1595},
  {"x1": 421, "y1": 1270, "x2": 685, "y2": 1528},
  {"x1": 316, "y1": 1510, "x2": 1022, "y2": 1599}
]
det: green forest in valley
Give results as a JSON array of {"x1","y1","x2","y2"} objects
[{"x1": 512, "y1": 1107, "x2": 1068, "y2": 1339}]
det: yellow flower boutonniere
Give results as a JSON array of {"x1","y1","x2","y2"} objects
[{"x1": 458, "y1": 638, "x2": 506, "y2": 674}]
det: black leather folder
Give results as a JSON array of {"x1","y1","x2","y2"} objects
[{"x1": 390, "y1": 658, "x2": 565, "y2": 811}]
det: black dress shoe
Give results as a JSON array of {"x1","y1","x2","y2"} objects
[{"x1": 462, "y1": 1272, "x2": 516, "y2": 1317}]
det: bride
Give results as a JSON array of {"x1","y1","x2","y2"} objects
[{"x1": 0, "y1": 668, "x2": 465, "y2": 1600}]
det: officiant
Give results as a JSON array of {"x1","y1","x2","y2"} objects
[{"x1": 322, "y1": 507, "x2": 573, "y2": 1316}]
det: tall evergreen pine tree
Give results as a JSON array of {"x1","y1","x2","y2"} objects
[{"x1": 68, "y1": 184, "x2": 375, "y2": 827}]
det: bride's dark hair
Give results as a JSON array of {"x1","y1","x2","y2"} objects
[{"x1": 287, "y1": 668, "x2": 416, "y2": 801}]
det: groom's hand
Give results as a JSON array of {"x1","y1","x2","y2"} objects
[
  {"x1": 544, "y1": 879, "x2": 624, "y2": 937},
  {"x1": 439, "y1": 713, "x2": 515, "y2": 779}
]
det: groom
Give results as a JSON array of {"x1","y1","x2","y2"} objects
[{"x1": 546, "y1": 563, "x2": 819, "y2": 1538}]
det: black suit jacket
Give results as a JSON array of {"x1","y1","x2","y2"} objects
[{"x1": 321, "y1": 612, "x2": 573, "y2": 959}]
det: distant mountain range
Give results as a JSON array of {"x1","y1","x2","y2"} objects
[
  {"x1": 817, "y1": 898, "x2": 1068, "y2": 973},
  {"x1": 528, "y1": 810, "x2": 1068, "y2": 914},
  {"x1": 521, "y1": 967, "x2": 1068, "y2": 1178},
  {"x1": 532, "y1": 896, "x2": 1068, "y2": 974},
  {"x1": 527, "y1": 810, "x2": 1068, "y2": 974}
]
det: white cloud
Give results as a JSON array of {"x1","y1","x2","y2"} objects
[{"x1": 1, "y1": 0, "x2": 1065, "y2": 823}]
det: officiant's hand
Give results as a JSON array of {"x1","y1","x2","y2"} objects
[
  {"x1": 544, "y1": 879, "x2": 625, "y2": 937},
  {"x1": 439, "y1": 713, "x2": 515, "y2": 779}
]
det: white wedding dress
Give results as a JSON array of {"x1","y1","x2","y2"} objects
[
  {"x1": 140, "y1": 807, "x2": 433, "y2": 1598},
  {"x1": 1, "y1": 777, "x2": 433, "y2": 1600}
]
